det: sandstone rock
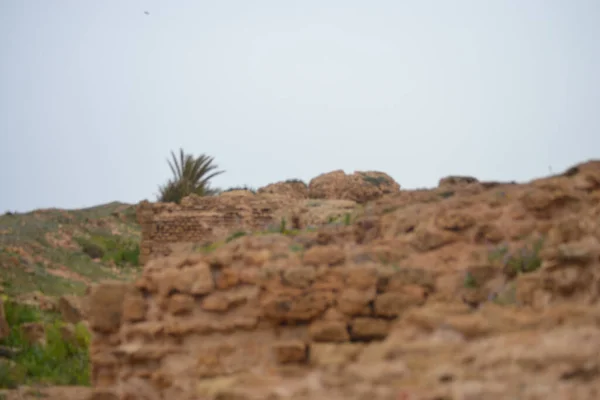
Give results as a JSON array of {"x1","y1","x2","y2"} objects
[
  {"x1": 282, "y1": 266, "x2": 317, "y2": 288},
  {"x1": 374, "y1": 290, "x2": 426, "y2": 318},
  {"x1": 309, "y1": 320, "x2": 350, "y2": 342},
  {"x1": 302, "y1": 245, "x2": 346, "y2": 266},
  {"x1": 273, "y1": 340, "x2": 307, "y2": 364},
  {"x1": 262, "y1": 291, "x2": 334, "y2": 322},
  {"x1": 58, "y1": 295, "x2": 87, "y2": 324},
  {"x1": 201, "y1": 287, "x2": 254, "y2": 312},
  {"x1": 337, "y1": 288, "x2": 375, "y2": 316},
  {"x1": 242, "y1": 249, "x2": 272, "y2": 268},
  {"x1": 473, "y1": 223, "x2": 505, "y2": 244},
  {"x1": 88, "y1": 281, "x2": 129, "y2": 334},
  {"x1": 442, "y1": 313, "x2": 493, "y2": 339},
  {"x1": 310, "y1": 343, "x2": 364, "y2": 367},
  {"x1": 350, "y1": 318, "x2": 390, "y2": 340},
  {"x1": 214, "y1": 267, "x2": 241, "y2": 289},
  {"x1": 122, "y1": 289, "x2": 147, "y2": 322},
  {"x1": 156, "y1": 262, "x2": 215, "y2": 296},
  {"x1": 345, "y1": 267, "x2": 378, "y2": 290},
  {"x1": 258, "y1": 180, "x2": 308, "y2": 199},
  {"x1": 434, "y1": 210, "x2": 476, "y2": 232},
  {"x1": 411, "y1": 227, "x2": 457, "y2": 252},
  {"x1": 308, "y1": 170, "x2": 400, "y2": 203},
  {"x1": 322, "y1": 307, "x2": 346, "y2": 322},
  {"x1": 167, "y1": 293, "x2": 195, "y2": 315}
]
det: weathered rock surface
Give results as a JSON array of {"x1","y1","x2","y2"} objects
[
  {"x1": 58, "y1": 294, "x2": 88, "y2": 324},
  {"x1": 85, "y1": 160, "x2": 600, "y2": 399},
  {"x1": 258, "y1": 180, "x2": 309, "y2": 199},
  {"x1": 308, "y1": 170, "x2": 400, "y2": 203}
]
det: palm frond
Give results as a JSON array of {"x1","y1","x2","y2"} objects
[{"x1": 157, "y1": 149, "x2": 224, "y2": 203}]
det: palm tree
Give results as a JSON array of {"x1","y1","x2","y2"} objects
[{"x1": 157, "y1": 149, "x2": 224, "y2": 203}]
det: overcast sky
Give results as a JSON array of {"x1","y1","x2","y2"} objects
[{"x1": 1, "y1": 1, "x2": 599, "y2": 212}]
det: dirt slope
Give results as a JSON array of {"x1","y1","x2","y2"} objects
[{"x1": 0, "y1": 201, "x2": 142, "y2": 299}]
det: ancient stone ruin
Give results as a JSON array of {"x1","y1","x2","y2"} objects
[
  {"x1": 88, "y1": 162, "x2": 600, "y2": 399},
  {"x1": 136, "y1": 192, "x2": 291, "y2": 265},
  {"x1": 137, "y1": 170, "x2": 399, "y2": 265}
]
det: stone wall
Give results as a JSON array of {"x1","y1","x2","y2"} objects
[
  {"x1": 88, "y1": 160, "x2": 600, "y2": 399},
  {"x1": 136, "y1": 193, "x2": 361, "y2": 266},
  {"x1": 136, "y1": 170, "x2": 405, "y2": 265},
  {"x1": 136, "y1": 192, "x2": 295, "y2": 265},
  {"x1": 88, "y1": 239, "x2": 434, "y2": 399}
]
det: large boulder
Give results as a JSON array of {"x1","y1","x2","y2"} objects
[
  {"x1": 308, "y1": 170, "x2": 400, "y2": 203},
  {"x1": 258, "y1": 179, "x2": 308, "y2": 200}
]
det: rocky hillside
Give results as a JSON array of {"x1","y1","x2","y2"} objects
[
  {"x1": 0, "y1": 202, "x2": 142, "y2": 397},
  {"x1": 3, "y1": 162, "x2": 600, "y2": 399},
  {"x1": 86, "y1": 160, "x2": 600, "y2": 400},
  {"x1": 0, "y1": 202, "x2": 142, "y2": 298}
]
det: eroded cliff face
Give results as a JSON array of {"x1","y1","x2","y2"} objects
[{"x1": 90, "y1": 160, "x2": 600, "y2": 400}]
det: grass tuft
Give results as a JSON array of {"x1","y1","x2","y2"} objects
[{"x1": 488, "y1": 237, "x2": 544, "y2": 277}]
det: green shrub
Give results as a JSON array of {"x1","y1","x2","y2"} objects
[
  {"x1": 0, "y1": 299, "x2": 90, "y2": 387},
  {"x1": 289, "y1": 244, "x2": 304, "y2": 252},
  {"x1": 195, "y1": 241, "x2": 224, "y2": 254},
  {"x1": 223, "y1": 185, "x2": 256, "y2": 194},
  {"x1": 103, "y1": 238, "x2": 140, "y2": 267},
  {"x1": 225, "y1": 231, "x2": 247, "y2": 243},
  {"x1": 77, "y1": 238, "x2": 105, "y2": 259},
  {"x1": 279, "y1": 218, "x2": 287, "y2": 233},
  {"x1": 284, "y1": 179, "x2": 307, "y2": 187},
  {"x1": 75, "y1": 234, "x2": 140, "y2": 267},
  {"x1": 325, "y1": 214, "x2": 352, "y2": 226},
  {"x1": 2, "y1": 298, "x2": 42, "y2": 326},
  {"x1": 463, "y1": 272, "x2": 478, "y2": 288},
  {"x1": 488, "y1": 238, "x2": 544, "y2": 277},
  {"x1": 361, "y1": 174, "x2": 390, "y2": 187},
  {"x1": 344, "y1": 213, "x2": 352, "y2": 226}
]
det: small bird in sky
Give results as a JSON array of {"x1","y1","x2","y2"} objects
[{"x1": 144, "y1": 11, "x2": 150, "y2": 15}]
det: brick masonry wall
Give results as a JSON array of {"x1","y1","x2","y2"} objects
[{"x1": 136, "y1": 193, "x2": 295, "y2": 265}]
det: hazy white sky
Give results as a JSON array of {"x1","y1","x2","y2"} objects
[{"x1": 1, "y1": 1, "x2": 599, "y2": 212}]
